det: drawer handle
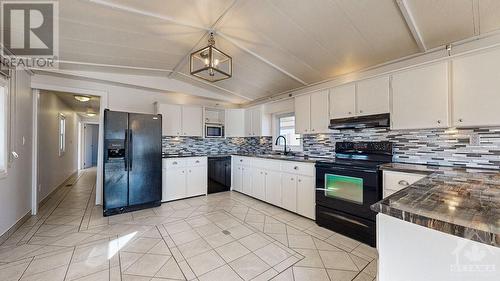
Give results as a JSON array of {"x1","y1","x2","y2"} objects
[
  {"x1": 294, "y1": 166, "x2": 299, "y2": 170},
  {"x1": 240, "y1": 159, "x2": 243, "y2": 162},
  {"x1": 291, "y1": 178, "x2": 294, "y2": 181},
  {"x1": 172, "y1": 161, "x2": 178, "y2": 165},
  {"x1": 398, "y1": 180, "x2": 409, "y2": 186},
  {"x1": 195, "y1": 160, "x2": 200, "y2": 163}
]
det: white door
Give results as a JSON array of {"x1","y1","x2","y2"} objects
[
  {"x1": 182, "y1": 106, "x2": 203, "y2": 136},
  {"x1": 163, "y1": 169, "x2": 186, "y2": 201},
  {"x1": 356, "y1": 76, "x2": 390, "y2": 116},
  {"x1": 251, "y1": 108, "x2": 262, "y2": 136},
  {"x1": 242, "y1": 166, "x2": 253, "y2": 195},
  {"x1": 294, "y1": 94, "x2": 311, "y2": 134},
  {"x1": 281, "y1": 174, "x2": 297, "y2": 212},
  {"x1": 330, "y1": 84, "x2": 356, "y2": 119},
  {"x1": 187, "y1": 166, "x2": 206, "y2": 197},
  {"x1": 297, "y1": 176, "x2": 315, "y2": 219},
  {"x1": 391, "y1": 62, "x2": 449, "y2": 130},
  {"x1": 158, "y1": 104, "x2": 182, "y2": 136},
  {"x1": 244, "y1": 110, "x2": 253, "y2": 137},
  {"x1": 253, "y1": 169, "x2": 266, "y2": 201},
  {"x1": 83, "y1": 124, "x2": 93, "y2": 168},
  {"x1": 265, "y1": 171, "x2": 282, "y2": 207},
  {"x1": 232, "y1": 164, "x2": 243, "y2": 192},
  {"x1": 310, "y1": 90, "x2": 329, "y2": 133},
  {"x1": 452, "y1": 49, "x2": 500, "y2": 127},
  {"x1": 225, "y1": 109, "x2": 245, "y2": 137}
]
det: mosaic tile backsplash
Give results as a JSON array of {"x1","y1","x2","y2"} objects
[
  {"x1": 162, "y1": 127, "x2": 500, "y2": 169},
  {"x1": 302, "y1": 127, "x2": 500, "y2": 169},
  {"x1": 162, "y1": 136, "x2": 272, "y2": 156}
]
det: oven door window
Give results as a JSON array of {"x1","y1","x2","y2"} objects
[
  {"x1": 206, "y1": 126, "x2": 222, "y2": 137},
  {"x1": 324, "y1": 174, "x2": 363, "y2": 204}
]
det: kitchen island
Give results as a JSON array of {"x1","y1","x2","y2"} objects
[{"x1": 373, "y1": 164, "x2": 500, "y2": 281}]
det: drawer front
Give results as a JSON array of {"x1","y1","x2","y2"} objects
[
  {"x1": 164, "y1": 158, "x2": 187, "y2": 169},
  {"x1": 253, "y1": 158, "x2": 281, "y2": 171},
  {"x1": 187, "y1": 157, "x2": 207, "y2": 167},
  {"x1": 281, "y1": 162, "x2": 314, "y2": 176},
  {"x1": 233, "y1": 156, "x2": 251, "y2": 166},
  {"x1": 383, "y1": 171, "x2": 426, "y2": 194}
]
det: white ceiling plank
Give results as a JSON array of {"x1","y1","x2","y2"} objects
[
  {"x1": 472, "y1": 0, "x2": 480, "y2": 36},
  {"x1": 217, "y1": 31, "x2": 308, "y2": 86},
  {"x1": 396, "y1": 0, "x2": 428, "y2": 52},
  {"x1": 85, "y1": 0, "x2": 210, "y2": 31}
]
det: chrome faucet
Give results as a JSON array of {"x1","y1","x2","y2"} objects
[{"x1": 275, "y1": 135, "x2": 290, "y2": 155}]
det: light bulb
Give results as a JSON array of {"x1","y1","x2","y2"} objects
[
  {"x1": 204, "y1": 58, "x2": 209, "y2": 66},
  {"x1": 214, "y1": 59, "x2": 220, "y2": 67}
]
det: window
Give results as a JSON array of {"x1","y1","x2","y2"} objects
[
  {"x1": 0, "y1": 81, "x2": 6, "y2": 175},
  {"x1": 273, "y1": 112, "x2": 302, "y2": 151},
  {"x1": 58, "y1": 113, "x2": 66, "y2": 156}
]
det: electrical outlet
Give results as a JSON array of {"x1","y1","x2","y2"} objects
[{"x1": 470, "y1": 133, "x2": 481, "y2": 146}]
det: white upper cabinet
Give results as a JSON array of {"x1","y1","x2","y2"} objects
[
  {"x1": 182, "y1": 106, "x2": 203, "y2": 136},
  {"x1": 245, "y1": 107, "x2": 271, "y2": 137},
  {"x1": 330, "y1": 83, "x2": 356, "y2": 119},
  {"x1": 225, "y1": 109, "x2": 245, "y2": 137},
  {"x1": 294, "y1": 90, "x2": 329, "y2": 134},
  {"x1": 452, "y1": 48, "x2": 500, "y2": 127},
  {"x1": 155, "y1": 103, "x2": 202, "y2": 136},
  {"x1": 310, "y1": 90, "x2": 330, "y2": 133},
  {"x1": 156, "y1": 103, "x2": 182, "y2": 136},
  {"x1": 294, "y1": 94, "x2": 311, "y2": 134},
  {"x1": 356, "y1": 76, "x2": 390, "y2": 116},
  {"x1": 391, "y1": 62, "x2": 450, "y2": 130}
]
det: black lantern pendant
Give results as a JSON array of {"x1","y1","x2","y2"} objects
[{"x1": 190, "y1": 32, "x2": 232, "y2": 82}]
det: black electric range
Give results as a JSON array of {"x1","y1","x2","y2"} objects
[{"x1": 315, "y1": 141, "x2": 393, "y2": 247}]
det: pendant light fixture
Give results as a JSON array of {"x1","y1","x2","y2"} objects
[{"x1": 190, "y1": 32, "x2": 232, "y2": 82}]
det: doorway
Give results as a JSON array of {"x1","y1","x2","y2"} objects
[{"x1": 83, "y1": 123, "x2": 99, "y2": 168}]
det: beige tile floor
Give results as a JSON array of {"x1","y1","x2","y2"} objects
[{"x1": 0, "y1": 168, "x2": 378, "y2": 281}]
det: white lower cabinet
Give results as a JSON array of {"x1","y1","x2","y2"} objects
[
  {"x1": 162, "y1": 157, "x2": 207, "y2": 202},
  {"x1": 296, "y1": 176, "x2": 315, "y2": 219},
  {"x1": 231, "y1": 156, "x2": 316, "y2": 219},
  {"x1": 265, "y1": 171, "x2": 282, "y2": 207},
  {"x1": 232, "y1": 164, "x2": 243, "y2": 192},
  {"x1": 281, "y1": 174, "x2": 297, "y2": 212},
  {"x1": 242, "y1": 166, "x2": 253, "y2": 195}
]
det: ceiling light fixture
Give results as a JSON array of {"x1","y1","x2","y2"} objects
[
  {"x1": 190, "y1": 32, "x2": 232, "y2": 82},
  {"x1": 74, "y1": 95, "x2": 91, "y2": 102}
]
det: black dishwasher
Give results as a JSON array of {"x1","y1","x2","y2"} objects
[{"x1": 208, "y1": 156, "x2": 231, "y2": 194}]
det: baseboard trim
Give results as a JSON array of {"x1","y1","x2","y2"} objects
[
  {"x1": 0, "y1": 211, "x2": 31, "y2": 245},
  {"x1": 39, "y1": 170, "x2": 79, "y2": 208}
]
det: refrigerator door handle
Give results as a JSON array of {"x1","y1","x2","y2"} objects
[
  {"x1": 124, "y1": 129, "x2": 128, "y2": 171},
  {"x1": 129, "y1": 129, "x2": 133, "y2": 171}
]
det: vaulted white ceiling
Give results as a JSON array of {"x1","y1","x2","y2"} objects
[{"x1": 54, "y1": 0, "x2": 500, "y2": 104}]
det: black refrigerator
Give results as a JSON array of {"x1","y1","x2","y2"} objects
[{"x1": 103, "y1": 110, "x2": 162, "y2": 216}]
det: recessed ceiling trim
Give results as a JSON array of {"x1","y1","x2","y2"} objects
[
  {"x1": 396, "y1": 0, "x2": 427, "y2": 52},
  {"x1": 217, "y1": 31, "x2": 308, "y2": 86},
  {"x1": 57, "y1": 60, "x2": 174, "y2": 73}
]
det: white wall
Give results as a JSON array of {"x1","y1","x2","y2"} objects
[
  {"x1": 0, "y1": 70, "x2": 33, "y2": 237},
  {"x1": 37, "y1": 91, "x2": 79, "y2": 202}
]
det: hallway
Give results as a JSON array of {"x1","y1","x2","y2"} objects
[{"x1": 0, "y1": 168, "x2": 377, "y2": 281}]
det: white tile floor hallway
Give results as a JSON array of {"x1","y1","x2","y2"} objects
[{"x1": 0, "y1": 168, "x2": 378, "y2": 281}]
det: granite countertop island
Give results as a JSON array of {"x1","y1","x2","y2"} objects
[{"x1": 373, "y1": 163, "x2": 500, "y2": 247}]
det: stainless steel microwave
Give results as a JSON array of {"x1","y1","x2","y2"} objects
[{"x1": 205, "y1": 124, "x2": 224, "y2": 138}]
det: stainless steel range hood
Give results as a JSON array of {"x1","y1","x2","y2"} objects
[{"x1": 329, "y1": 113, "x2": 390, "y2": 130}]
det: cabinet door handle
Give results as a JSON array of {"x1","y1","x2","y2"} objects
[
  {"x1": 189, "y1": 170, "x2": 192, "y2": 173},
  {"x1": 172, "y1": 161, "x2": 178, "y2": 165},
  {"x1": 359, "y1": 110, "x2": 363, "y2": 113},
  {"x1": 437, "y1": 120, "x2": 441, "y2": 124},
  {"x1": 240, "y1": 159, "x2": 243, "y2": 162},
  {"x1": 458, "y1": 118, "x2": 463, "y2": 123},
  {"x1": 398, "y1": 180, "x2": 409, "y2": 186},
  {"x1": 265, "y1": 173, "x2": 268, "y2": 175},
  {"x1": 195, "y1": 160, "x2": 200, "y2": 163},
  {"x1": 311, "y1": 128, "x2": 315, "y2": 131},
  {"x1": 291, "y1": 178, "x2": 294, "y2": 181},
  {"x1": 298, "y1": 179, "x2": 302, "y2": 182},
  {"x1": 348, "y1": 111, "x2": 352, "y2": 115},
  {"x1": 182, "y1": 170, "x2": 185, "y2": 173},
  {"x1": 294, "y1": 166, "x2": 299, "y2": 170}
]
